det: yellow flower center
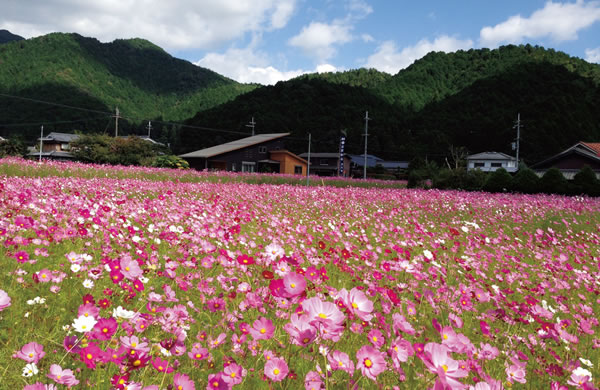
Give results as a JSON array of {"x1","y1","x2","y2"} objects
[
  {"x1": 318, "y1": 313, "x2": 327, "y2": 319},
  {"x1": 273, "y1": 368, "x2": 280, "y2": 375},
  {"x1": 231, "y1": 373, "x2": 236, "y2": 378},
  {"x1": 133, "y1": 359, "x2": 141, "y2": 366},
  {"x1": 364, "y1": 359, "x2": 372, "y2": 368},
  {"x1": 442, "y1": 364, "x2": 448, "y2": 373},
  {"x1": 125, "y1": 267, "x2": 130, "y2": 271},
  {"x1": 443, "y1": 334, "x2": 448, "y2": 340},
  {"x1": 158, "y1": 365, "x2": 163, "y2": 370},
  {"x1": 373, "y1": 336, "x2": 378, "y2": 342},
  {"x1": 103, "y1": 328, "x2": 108, "y2": 333},
  {"x1": 196, "y1": 353, "x2": 202, "y2": 358},
  {"x1": 260, "y1": 328, "x2": 266, "y2": 334},
  {"x1": 131, "y1": 342, "x2": 137, "y2": 347},
  {"x1": 291, "y1": 283, "x2": 296, "y2": 288},
  {"x1": 352, "y1": 302, "x2": 358, "y2": 309},
  {"x1": 86, "y1": 353, "x2": 92, "y2": 360},
  {"x1": 338, "y1": 361, "x2": 344, "y2": 366}
]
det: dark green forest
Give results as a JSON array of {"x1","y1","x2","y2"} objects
[{"x1": 1, "y1": 32, "x2": 600, "y2": 165}]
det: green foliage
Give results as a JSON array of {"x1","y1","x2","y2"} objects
[
  {"x1": 511, "y1": 166, "x2": 540, "y2": 194},
  {"x1": 70, "y1": 133, "x2": 162, "y2": 166},
  {"x1": 433, "y1": 168, "x2": 487, "y2": 191},
  {"x1": 0, "y1": 29, "x2": 24, "y2": 44},
  {"x1": 539, "y1": 167, "x2": 569, "y2": 195},
  {"x1": 407, "y1": 159, "x2": 438, "y2": 188},
  {"x1": 483, "y1": 168, "x2": 513, "y2": 193},
  {"x1": 0, "y1": 137, "x2": 27, "y2": 157},
  {"x1": 572, "y1": 165, "x2": 600, "y2": 196},
  {"x1": 151, "y1": 155, "x2": 190, "y2": 169}
]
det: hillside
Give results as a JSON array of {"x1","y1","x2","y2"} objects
[
  {"x1": 0, "y1": 32, "x2": 256, "y2": 141},
  {"x1": 185, "y1": 45, "x2": 600, "y2": 164}
]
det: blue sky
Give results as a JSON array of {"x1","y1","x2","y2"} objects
[{"x1": 2, "y1": 0, "x2": 600, "y2": 84}]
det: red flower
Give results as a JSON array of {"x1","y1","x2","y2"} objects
[
  {"x1": 237, "y1": 254, "x2": 255, "y2": 265},
  {"x1": 262, "y1": 270, "x2": 274, "y2": 280}
]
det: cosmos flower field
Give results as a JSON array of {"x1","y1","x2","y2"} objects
[{"x1": 0, "y1": 160, "x2": 599, "y2": 389}]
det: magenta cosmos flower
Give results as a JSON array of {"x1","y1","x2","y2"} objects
[
  {"x1": 356, "y1": 345, "x2": 386, "y2": 381},
  {"x1": 328, "y1": 350, "x2": 355, "y2": 376},
  {"x1": 264, "y1": 357, "x2": 289, "y2": 382},
  {"x1": 47, "y1": 364, "x2": 80, "y2": 387},
  {"x1": 15, "y1": 342, "x2": 45, "y2": 364},
  {"x1": 283, "y1": 272, "x2": 306, "y2": 297},
  {"x1": 0, "y1": 289, "x2": 11, "y2": 311},
  {"x1": 249, "y1": 317, "x2": 275, "y2": 340}
]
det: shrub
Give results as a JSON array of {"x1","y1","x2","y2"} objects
[
  {"x1": 151, "y1": 155, "x2": 190, "y2": 169},
  {"x1": 539, "y1": 167, "x2": 568, "y2": 195},
  {"x1": 483, "y1": 168, "x2": 512, "y2": 193},
  {"x1": 511, "y1": 166, "x2": 540, "y2": 194},
  {"x1": 0, "y1": 137, "x2": 27, "y2": 157},
  {"x1": 572, "y1": 165, "x2": 600, "y2": 196}
]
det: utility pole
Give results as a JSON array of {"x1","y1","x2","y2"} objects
[
  {"x1": 114, "y1": 107, "x2": 120, "y2": 137},
  {"x1": 39, "y1": 125, "x2": 43, "y2": 162},
  {"x1": 306, "y1": 133, "x2": 311, "y2": 186},
  {"x1": 513, "y1": 113, "x2": 521, "y2": 168},
  {"x1": 363, "y1": 111, "x2": 370, "y2": 179},
  {"x1": 146, "y1": 121, "x2": 153, "y2": 138},
  {"x1": 246, "y1": 117, "x2": 256, "y2": 136}
]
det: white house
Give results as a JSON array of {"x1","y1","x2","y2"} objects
[{"x1": 466, "y1": 152, "x2": 517, "y2": 173}]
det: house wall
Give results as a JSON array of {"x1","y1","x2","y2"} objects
[
  {"x1": 536, "y1": 154, "x2": 600, "y2": 170},
  {"x1": 42, "y1": 143, "x2": 62, "y2": 152},
  {"x1": 270, "y1": 153, "x2": 307, "y2": 175},
  {"x1": 467, "y1": 159, "x2": 517, "y2": 172}
]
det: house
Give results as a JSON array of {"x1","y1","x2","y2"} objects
[
  {"x1": 298, "y1": 152, "x2": 351, "y2": 177},
  {"x1": 531, "y1": 142, "x2": 600, "y2": 179},
  {"x1": 179, "y1": 133, "x2": 308, "y2": 175},
  {"x1": 28, "y1": 132, "x2": 79, "y2": 160},
  {"x1": 466, "y1": 152, "x2": 517, "y2": 173},
  {"x1": 347, "y1": 154, "x2": 409, "y2": 176}
]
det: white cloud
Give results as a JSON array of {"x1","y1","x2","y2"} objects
[
  {"x1": 365, "y1": 36, "x2": 474, "y2": 74},
  {"x1": 195, "y1": 46, "x2": 339, "y2": 85},
  {"x1": 0, "y1": 0, "x2": 297, "y2": 50},
  {"x1": 585, "y1": 47, "x2": 600, "y2": 62},
  {"x1": 288, "y1": 21, "x2": 353, "y2": 61},
  {"x1": 480, "y1": 0, "x2": 600, "y2": 47},
  {"x1": 347, "y1": 0, "x2": 373, "y2": 18}
]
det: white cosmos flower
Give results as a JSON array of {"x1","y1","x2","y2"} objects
[
  {"x1": 573, "y1": 366, "x2": 593, "y2": 379},
  {"x1": 579, "y1": 358, "x2": 593, "y2": 368},
  {"x1": 112, "y1": 305, "x2": 135, "y2": 319},
  {"x1": 22, "y1": 363, "x2": 38, "y2": 377},
  {"x1": 70, "y1": 264, "x2": 81, "y2": 273},
  {"x1": 82, "y1": 279, "x2": 94, "y2": 289},
  {"x1": 72, "y1": 314, "x2": 97, "y2": 332},
  {"x1": 423, "y1": 250, "x2": 434, "y2": 260}
]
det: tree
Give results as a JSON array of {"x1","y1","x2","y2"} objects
[
  {"x1": 0, "y1": 137, "x2": 27, "y2": 157},
  {"x1": 572, "y1": 165, "x2": 600, "y2": 196},
  {"x1": 539, "y1": 168, "x2": 568, "y2": 195},
  {"x1": 483, "y1": 168, "x2": 512, "y2": 193},
  {"x1": 511, "y1": 166, "x2": 540, "y2": 194}
]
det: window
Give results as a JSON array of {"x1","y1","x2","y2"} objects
[
  {"x1": 242, "y1": 161, "x2": 256, "y2": 173},
  {"x1": 61, "y1": 143, "x2": 70, "y2": 150},
  {"x1": 474, "y1": 162, "x2": 485, "y2": 168},
  {"x1": 294, "y1": 165, "x2": 303, "y2": 175},
  {"x1": 491, "y1": 162, "x2": 502, "y2": 168},
  {"x1": 258, "y1": 146, "x2": 267, "y2": 154}
]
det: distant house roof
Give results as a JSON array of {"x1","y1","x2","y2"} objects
[
  {"x1": 380, "y1": 161, "x2": 409, "y2": 169},
  {"x1": 579, "y1": 142, "x2": 600, "y2": 156},
  {"x1": 27, "y1": 150, "x2": 75, "y2": 159},
  {"x1": 179, "y1": 133, "x2": 290, "y2": 159},
  {"x1": 532, "y1": 142, "x2": 600, "y2": 169},
  {"x1": 467, "y1": 152, "x2": 516, "y2": 161},
  {"x1": 348, "y1": 154, "x2": 385, "y2": 167},
  {"x1": 39, "y1": 132, "x2": 80, "y2": 143},
  {"x1": 270, "y1": 150, "x2": 309, "y2": 165},
  {"x1": 299, "y1": 152, "x2": 345, "y2": 159}
]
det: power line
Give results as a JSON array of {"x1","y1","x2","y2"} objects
[
  {"x1": 0, "y1": 116, "x2": 109, "y2": 127},
  {"x1": 0, "y1": 93, "x2": 113, "y2": 116}
]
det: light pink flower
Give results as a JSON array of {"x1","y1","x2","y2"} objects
[
  {"x1": 120, "y1": 256, "x2": 143, "y2": 280},
  {"x1": 506, "y1": 364, "x2": 526, "y2": 384},
  {"x1": 302, "y1": 297, "x2": 345, "y2": 326},
  {"x1": 422, "y1": 343, "x2": 468, "y2": 389},
  {"x1": 338, "y1": 287, "x2": 373, "y2": 321},
  {"x1": 15, "y1": 342, "x2": 45, "y2": 364},
  {"x1": 356, "y1": 345, "x2": 386, "y2": 381},
  {"x1": 328, "y1": 350, "x2": 355, "y2": 376},
  {"x1": 249, "y1": 317, "x2": 275, "y2": 340},
  {"x1": 284, "y1": 313, "x2": 317, "y2": 346},
  {"x1": 173, "y1": 372, "x2": 195, "y2": 390},
  {"x1": 47, "y1": 364, "x2": 80, "y2": 387},
  {"x1": 0, "y1": 289, "x2": 11, "y2": 311},
  {"x1": 283, "y1": 272, "x2": 306, "y2": 297},
  {"x1": 264, "y1": 357, "x2": 289, "y2": 382}
]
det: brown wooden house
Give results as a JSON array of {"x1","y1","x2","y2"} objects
[{"x1": 179, "y1": 133, "x2": 308, "y2": 175}]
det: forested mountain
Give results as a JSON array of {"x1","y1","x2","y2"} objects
[
  {"x1": 0, "y1": 32, "x2": 256, "y2": 142},
  {"x1": 185, "y1": 45, "x2": 600, "y2": 164}
]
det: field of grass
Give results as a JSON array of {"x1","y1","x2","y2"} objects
[{"x1": 0, "y1": 159, "x2": 599, "y2": 389}]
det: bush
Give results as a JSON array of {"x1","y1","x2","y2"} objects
[
  {"x1": 463, "y1": 169, "x2": 488, "y2": 191},
  {"x1": 572, "y1": 165, "x2": 600, "y2": 196},
  {"x1": 71, "y1": 133, "x2": 163, "y2": 166},
  {"x1": 539, "y1": 167, "x2": 568, "y2": 195},
  {"x1": 483, "y1": 168, "x2": 512, "y2": 193},
  {"x1": 151, "y1": 155, "x2": 190, "y2": 169},
  {"x1": 0, "y1": 138, "x2": 27, "y2": 157},
  {"x1": 511, "y1": 166, "x2": 540, "y2": 194}
]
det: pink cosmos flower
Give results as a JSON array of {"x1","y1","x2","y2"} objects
[
  {"x1": 567, "y1": 372, "x2": 591, "y2": 388},
  {"x1": 392, "y1": 313, "x2": 415, "y2": 335},
  {"x1": 505, "y1": 364, "x2": 527, "y2": 384},
  {"x1": 284, "y1": 313, "x2": 318, "y2": 346},
  {"x1": 15, "y1": 342, "x2": 45, "y2": 364},
  {"x1": 173, "y1": 373, "x2": 196, "y2": 390},
  {"x1": 77, "y1": 302, "x2": 100, "y2": 319},
  {"x1": 249, "y1": 317, "x2": 275, "y2": 340},
  {"x1": 264, "y1": 357, "x2": 289, "y2": 382},
  {"x1": 188, "y1": 344, "x2": 209, "y2": 360},
  {"x1": 283, "y1": 272, "x2": 306, "y2": 297},
  {"x1": 422, "y1": 343, "x2": 468, "y2": 389},
  {"x1": 15, "y1": 250, "x2": 29, "y2": 263},
  {"x1": 120, "y1": 335, "x2": 149, "y2": 352},
  {"x1": 207, "y1": 373, "x2": 228, "y2": 389},
  {"x1": 356, "y1": 345, "x2": 387, "y2": 381},
  {"x1": 223, "y1": 363, "x2": 244, "y2": 386},
  {"x1": 151, "y1": 357, "x2": 174, "y2": 373},
  {"x1": 328, "y1": 350, "x2": 355, "y2": 376},
  {"x1": 368, "y1": 329, "x2": 385, "y2": 348},
  {"x1": 91, "y1": 317, "x2": 118, "y2": 340},
  {"x1": 0, "y1": 289, "x2": 11, "y2": 311},
  {"x1": 47, "y1": 364, "x2": 80, "y2": 387},
  {"x1": 338, "y1": 287, "x2": 374, "y2": 321},
  {"x1": 120, "y1": 256, "x2": 143, "y2": 280},
  {"x1": 37, "y1": 268, "x2": 52, "y2": 283},
  {"x1": 23, "y1": 383, "x2": 57, "y2": 390},
  {"x1": 208, "y1": 333, "x2": 227, "y2": 349},
  {"x1": 305, "y1": 371, "x2": 324, "y2": 390},
  {"x1": 302, "y1": 297, "x2": 345, "y2": 326},
  {"x1": 389, "y1": 337, "x2": 414, "y2": 365}
]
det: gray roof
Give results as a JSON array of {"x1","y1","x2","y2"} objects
[
  {"x1": 380, "y1": 161, "x2": 409, "y2": 169},
  {"x1": 179, "y1": 133, "x2": 290, "y2": 158},
  {"x1": 39, "y1": 132, "x2": 80, "y2": 143},
  {"x1": 299, "y1": 152, "x2": 344, "y2": 158},
  {"x1": 467, "y1": 151, "x2": 516, "y2": 161},
  {"x1": 27, "y1": 150, "x2": 75, "y2": 159}
]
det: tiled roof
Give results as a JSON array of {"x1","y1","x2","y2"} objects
[
  {"x1": 580, "y1": 142, "x2": 600, "y2": 156},
  {"x1": 467, "y1": 151, "x2": 516, "y2": 160}
]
